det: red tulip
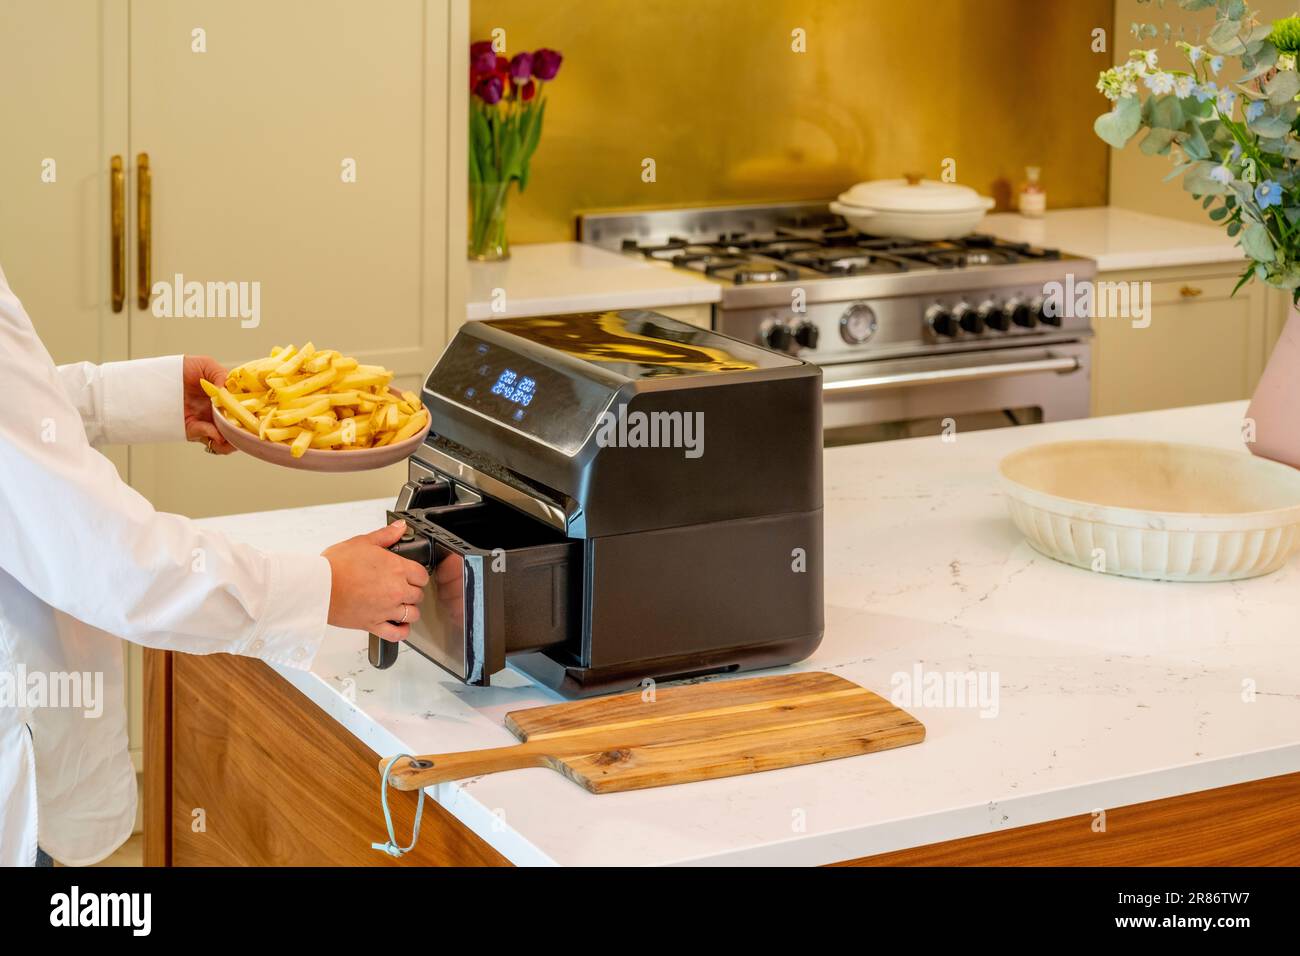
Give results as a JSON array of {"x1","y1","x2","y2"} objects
[
  {"x1": 473, "y1": 73, "x2": 503, "y2": 104},
  {"x1": 531, "y1": 48, "x2": 563, "y2": 81},
  {"x1": 509, "y1": 52, "x2": 533, "y2": 81},
  {"x1": 518, "y1": 79, "x2": 536, "y2": 101}
]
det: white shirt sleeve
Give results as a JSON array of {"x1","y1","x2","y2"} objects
[
  {"x1": 55, "y1": 356, "x2": 186, "y2": 446},
  {"x1": 0, "y1": 273, "x2": 332, "y2": 669}
]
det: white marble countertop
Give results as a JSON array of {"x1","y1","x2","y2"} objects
[
  {"x1": 465, "y1": 242, "x2": 720, "y2": 321},
  {"x1": 198, "y1": 400, "x2": 1300, "y2": 866},
  {"x1": 982, "y1": 207, "x2": 1242, "y2": 272}
]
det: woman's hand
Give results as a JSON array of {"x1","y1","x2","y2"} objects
[
  {"x1": 183, "y1": 355, "x2": 237, "y2": 454},
  {"x1": 323, "y1": 521, "x2": 430, "y2": 641}
]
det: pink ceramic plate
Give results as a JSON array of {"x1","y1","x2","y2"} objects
[{"x1": 210, "y1": 397, "x2": 431, "y2": 473}]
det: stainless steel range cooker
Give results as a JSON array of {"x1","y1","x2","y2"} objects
[{"x1": 580, "y1": 202, "x2": 1095, "y2": 445}]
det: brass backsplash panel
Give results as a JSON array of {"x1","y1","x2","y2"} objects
[{"x1": 471, "y1": 0, "x2": 1112, "y2": 244}]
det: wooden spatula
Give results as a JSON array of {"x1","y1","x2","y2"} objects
[{"x1": 380, "y1": 671, "x2": 924, "y2": 794}]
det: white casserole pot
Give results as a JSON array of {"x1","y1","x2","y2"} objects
[{"x1": 830, "y1": 176, "x2": 996, "y2": 240}]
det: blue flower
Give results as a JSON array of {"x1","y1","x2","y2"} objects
[
  {"x1": 1210, "y1": 55, "x2": 1224, "y2": 74},
  {"x1": 1210, "y1": 165, "x2": 1234, "y2": 185},
  {"x1": 1255, "y1": 180, "x2": 1283, "y2": 208},
  {"x1": 1194, "y1": 81, "x2": 1218, "y2": 102},
  {"x1": 1229, "y1": 143, "x2": 1243, "y2": 163},
  {"x1": 1217, "y1": 87, "x2": 1238, "y2": 113},
  {"x1": 1247, "y1": 100, "x2": 1267, "y2": 122}
]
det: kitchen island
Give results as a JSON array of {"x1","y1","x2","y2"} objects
[{"x1": 144, "y1": 401, "x2": 1300, "y2": 866}]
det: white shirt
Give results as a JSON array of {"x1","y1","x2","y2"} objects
[{"x1": 0, "y1": 265, "x2": 333, "y2": 865}]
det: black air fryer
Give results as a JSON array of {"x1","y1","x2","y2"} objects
[{"x1": 368, "y1": 310, "x2": 823, "y2": 697}]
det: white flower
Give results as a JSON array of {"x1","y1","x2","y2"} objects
[
  {"x1": 1210, "y1": 55, "x2": 1224, "y2": 75},
  {"x1": 1145, "y1": 71, "x2": 1176, "y2": 95},
  {"x1": 1143, "y1": 50, "x2": 1159, "y2": 70},
  {"x1": 1187, "y1": 45, "x2": 1204, "y2": 64},
  {"x1": 1174, "y1": 74, "x2": 1196, "y2": 98}
]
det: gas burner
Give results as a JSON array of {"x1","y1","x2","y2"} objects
[
  {"x1": 915, "y1": 247, "x2": 1022, "y2": 269},
  {"x1": 783, "y1": 249, "x2": 911, "y2": 276},
  {"x1": 749, "y1": 239, "x2": 824, "y2": 258},
  {"x1": 707, "y1": 261, "x2": 801, "y2": 285}
]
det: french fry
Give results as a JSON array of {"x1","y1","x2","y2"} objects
[
  {"x1": 274, "y1": 341, "x2": 314, "y2": 378},
  {"x1": 271, "y1": 398, "x2": 330, "y2": 425},
  {"x1": 210, "y1": 347, "x2": 421, "y2": 456},
  {"x1": 207, "y1": 382, "x2": 261, "y2": 432},
  {"x1": 290, "y1": 429, "x2": 313, "y2": 458},
  {"x1": 390, "y1": 407, "x2": 428, "y2": 443},
  {"x1": 271, "y1": 367, "x2": 339, "y2": 402}
]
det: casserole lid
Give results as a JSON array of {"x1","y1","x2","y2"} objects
[{"x1": 838, "y1": 175, "x2": 991, "y2": 213}]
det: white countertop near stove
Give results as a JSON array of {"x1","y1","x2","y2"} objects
[
  {"x1": 465, "y1": 242, "x2": 720, "y2": 321},
  {"x1": 981, "y1": 207, "x2": 1242, "y2": 272},
  {"x1": 198, "y1": 400, "x2": 1300, "y2": 866}
]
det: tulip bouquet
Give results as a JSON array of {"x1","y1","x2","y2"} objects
[
  {"x1": 468, "y1": 41, "x2": 563, "y2": 260},
  {"x1": 1095, "y1": 0, "x2": 1300, "y2": 301}
]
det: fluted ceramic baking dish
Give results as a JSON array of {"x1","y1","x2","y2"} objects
[{"x1": 999, "y1": 439, "x2": 1300, "y2": 582}]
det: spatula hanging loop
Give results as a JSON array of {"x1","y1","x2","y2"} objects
[{"x1": 371, "y1": 753, "x2": 427, "y2": 858}]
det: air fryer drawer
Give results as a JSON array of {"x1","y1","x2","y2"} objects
[{"x1": 371, "y1": 500, "x2": 579, "y2": 684}]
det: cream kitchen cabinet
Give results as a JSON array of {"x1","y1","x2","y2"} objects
[
  {"x1": 4, "y1": 0, "x2": 466, "y2": 517},
  {"x1": 1, "y1": 0, "x2": 467, "y2": 775},
  {"x1": 127, "y1": 0, "x2": 466, "y2": 517},
  {"x1": 1089, "y1": 263, "x2": 1277, "y2": 417}
]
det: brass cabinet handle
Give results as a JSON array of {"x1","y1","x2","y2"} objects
[
  {"x1": 1180, "y1": 285, "x2": 1204, "y2": 298},
  {"x1": 136, "y1": 152, "x2": 152, "y2": 310},
  {"x1": 110, "y1": 155, "x2": 125, "y2": 312}
]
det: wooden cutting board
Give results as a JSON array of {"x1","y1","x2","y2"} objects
[{"x1": 381, "y1": 672, "x2": 924, "y2": 794}]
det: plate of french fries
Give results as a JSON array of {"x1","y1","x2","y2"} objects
[{"x1": 203, "y1": 344, "x2": 431, "y2": 472}]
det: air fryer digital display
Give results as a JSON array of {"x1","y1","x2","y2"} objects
[{"x1": 426, "y1": 336, "x2": 617, "y2": 455}]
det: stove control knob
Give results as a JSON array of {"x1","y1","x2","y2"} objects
[
  {"x1": 839, "y1": 303, "x2": 879, "y2": 344},
  {"x1": 794, "y1": 321, "x2": 821, "y2": 349},
  {"x1": 763, "y1": 322, "x2": 794, "y2": 351},
  {"x1": 1034, "y1": 296, "x2": 1061, "y2": 327},
  {"x1": 976, "y1": 300, "x2": 1000, "y2": 328},
  {"x1": 986, "y1": 303, "x2": 1013, "y2": 332},
  {"x1": 1009, "y1": 299, "x2": 1035, "y2": 328},
  {"x1": 926, "y1": 305, "x2": 958, "y2": 337},
  {"x1": 954, "y1": 302, "x2": 984, "y2": 334}
]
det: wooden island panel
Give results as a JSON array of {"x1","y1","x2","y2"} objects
[{"x1": 151, "y1": 651, "x2": 508, "y2": 867}]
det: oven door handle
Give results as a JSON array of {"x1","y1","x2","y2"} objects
[{"x1": 822, "y1": 354, "x2": 1080, "y2": 394}]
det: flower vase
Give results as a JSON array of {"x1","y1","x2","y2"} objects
[
  {"x1": 469, "y1": 182, "x2": 511, "y2": 262},
  {"x1": 1246, "y1": 306, "x2": 1300, "y2": 468}
]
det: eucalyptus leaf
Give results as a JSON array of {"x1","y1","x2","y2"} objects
[
  {"x1": 1209, "y1": 18, "x2": 1242, "y2": 53},
  {"x1": 1227, "y1": 220, "x2": 1243, "y2": 236},
  {"x1": 1141, "y1": 127, "x2": 1178, "y2": 155},
  {"x1": 1265, "y1": 69, "x2": 1300, "y2": 106},
  {"x1": 1248, "y1": 112, "x2": 1293, "y2": 137},
  {"x1": 1241, "y1": 221, "x2": 1277, "y2": 262},
  {"x1": 1179, "y1": 123, "x2": 1211, "y2": 159},
  {"x1": 1148, "y1": 93, "x2": 1186, "y2": 131},
  {"x1": 1095, "y1": 95, "x2": 1142, "y2": 148},
  {"x1": 1184, "y1": 161, "x2": 1230, "y2": 194},
  {"x1": 1209, "y1": 204, "x2": 1229, "y2": 219}
]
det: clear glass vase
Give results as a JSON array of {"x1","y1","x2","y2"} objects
[{"x1": 468, "y1": 181, "x2": 511, "y2": 261}]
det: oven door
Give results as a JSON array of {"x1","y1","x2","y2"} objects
[{"x1": 820, "y1": 341, "x2": 1091, "y2": 445}]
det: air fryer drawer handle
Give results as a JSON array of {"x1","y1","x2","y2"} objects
[
  {"x1": 822, "y1": 355, "x2": 1079, "y2": 394},
  {"x1": 368, "y1": 531, "x2": 435, "y2": 670}
]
